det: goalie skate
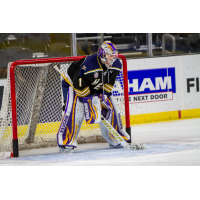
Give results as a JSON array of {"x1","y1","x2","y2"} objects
[
  {"x1": 109, "y1": 144, "x2": 123, "y2": 148},
  {"x1": 59, "y1": 146, "x2": 74, "y2": 153}
]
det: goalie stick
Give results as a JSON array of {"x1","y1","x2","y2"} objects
[{"x1": 53, "y1": 65, "x2": 146, "y2": 150}]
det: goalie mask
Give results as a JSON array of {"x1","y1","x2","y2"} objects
[{"x1": 97, "y1": 41, "x2": 118, "y2": 68}]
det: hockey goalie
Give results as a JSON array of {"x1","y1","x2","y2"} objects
[{"x1": 56, "y1": 41, "x2": 131, "y2": 153}]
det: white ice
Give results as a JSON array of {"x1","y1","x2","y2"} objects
[{"x1": 0, "y1": 118, "x2": 200, "y2": 166}]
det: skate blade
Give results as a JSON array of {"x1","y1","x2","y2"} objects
[
  {"x1": 64, "y1": 148, "x2": 74, "y2": 153},
  {"x1": 59, "y1": 147, "x2": 74, "y2": 153}
]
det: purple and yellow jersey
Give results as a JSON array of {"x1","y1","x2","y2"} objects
[{"x1": 67, "y1": 54, "x2": 122, "y2": 97}]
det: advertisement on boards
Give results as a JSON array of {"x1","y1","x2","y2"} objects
[
  {"x1": 127, "y1": 67, "x2": 176, "y2": 103},
  {"x1": 114, "y1": 54, "x2": 200, "y2": 118}
]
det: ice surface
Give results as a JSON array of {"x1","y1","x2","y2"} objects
[{"x1": 0, "y1": 118, "x2": 200, "y2": 166}]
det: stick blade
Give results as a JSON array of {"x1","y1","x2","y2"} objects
[{"x1": 125, "y1": 143, "x2": 146, "y2": 150}]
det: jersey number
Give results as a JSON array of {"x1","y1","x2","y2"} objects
[{"x1": 79, "y1": 78, "x2": 82, "y2": 87}]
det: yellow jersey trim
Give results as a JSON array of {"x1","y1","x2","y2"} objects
[
  {"x1": 84, "y1": 69, "x2": 103, "y2": 75},
  {"x1": 97, "y1": 56, "x2": 103, "y2": 69},
  {"x1": 74, "y1": 87, "x2": 90, "y2": 97}
]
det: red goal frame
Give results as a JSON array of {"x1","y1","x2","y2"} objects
[{"x1": 10, "y1": 54, "x2": 131, "y2": 157}]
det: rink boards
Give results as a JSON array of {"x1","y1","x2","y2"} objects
[
  {"x1": 0, "y1": 54, "x2": 200, "y2": 126},
  {"x1": 126, "y1": 54, "x2": 200, "y2": 124}
]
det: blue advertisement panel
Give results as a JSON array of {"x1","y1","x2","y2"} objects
[
  {"x1": 113, "y1": 67, "x2": 176, "y2": 103},
  {"x1": 128, "y1": 67, "x2": 176, "y2": 95}
]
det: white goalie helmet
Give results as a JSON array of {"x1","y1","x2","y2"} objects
[{"x1": 97, "y1": 41, "x2": 118, "y2": 68}]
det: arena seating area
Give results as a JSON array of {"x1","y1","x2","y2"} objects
[
  {"x1": 1, "y1": 33, "x2": 200, "y2": 71},
  {"x1": 0, "y1": 33, "x2": 72, "y2": 69}
]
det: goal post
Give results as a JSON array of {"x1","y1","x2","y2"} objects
[
  {"x1": 0, "y1": 55, "x2": 131, "y2": 157},
  {"x1": 10, "y1": 56, "x2": 86, "y2": 157},
  {"x1": 119, "y1": 55, "x2": 131, "y2": 138}
]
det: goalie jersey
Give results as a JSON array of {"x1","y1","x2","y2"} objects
[{"x1": 67, "y1": 54, "x2": 122, "y2": 97}]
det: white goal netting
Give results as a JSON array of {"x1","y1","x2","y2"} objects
[{"x1": 0, "y1": 57, "x2": 128, "y2": 157}]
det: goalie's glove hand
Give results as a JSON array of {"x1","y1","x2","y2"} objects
[{"x1": 99, "y1": 94, "x2": 113, "y2": 120}]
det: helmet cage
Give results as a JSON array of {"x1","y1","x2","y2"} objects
[{"x1": 98, "y1": 41, "x2": 118, "y2": 68}]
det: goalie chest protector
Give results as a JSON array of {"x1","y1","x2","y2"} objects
[{"x1": 68, "y1": 54, "x2": 122, "y2": 97}]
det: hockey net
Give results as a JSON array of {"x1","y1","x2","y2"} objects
[{"x1": 0, "y1": 55, "x2": 130, "y2": 157}]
